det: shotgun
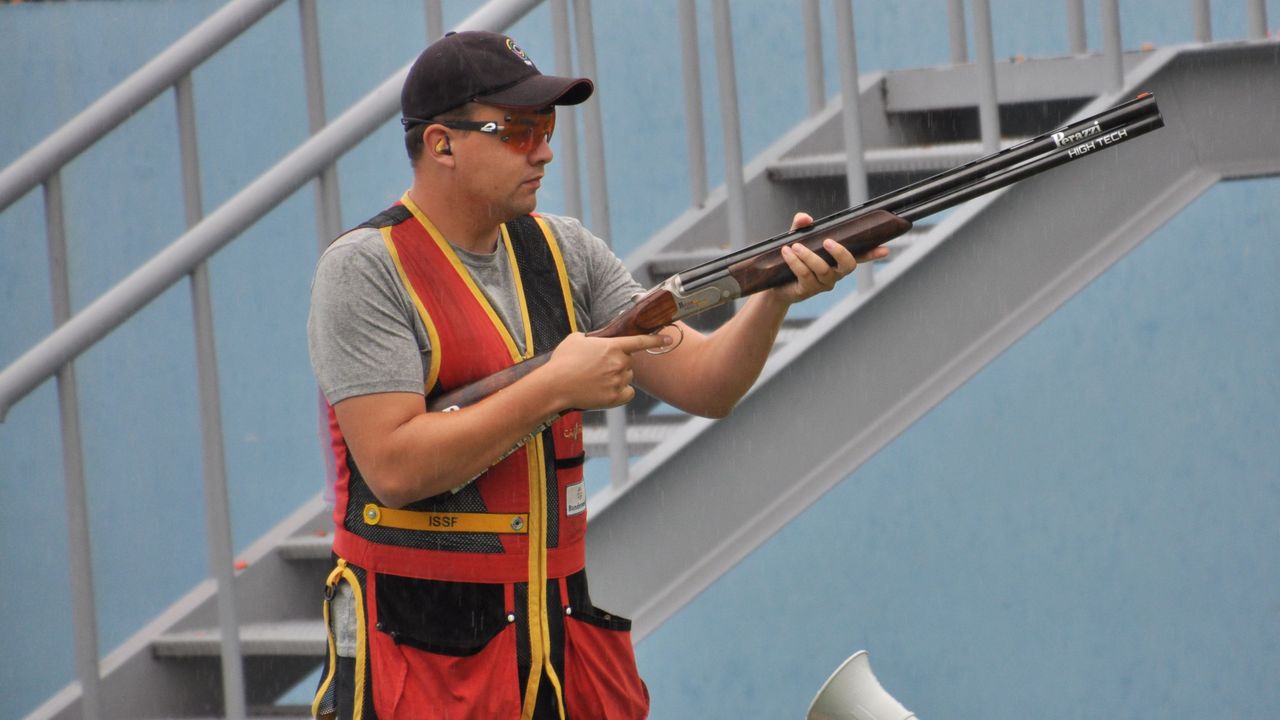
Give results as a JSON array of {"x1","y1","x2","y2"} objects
[{"x1": 430, "y1": 93, "x2": 1164, "y2": 415}]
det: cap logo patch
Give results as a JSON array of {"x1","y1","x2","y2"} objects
[{"x1": 506, "y1": 37, "x2": 535, "y2": 67}]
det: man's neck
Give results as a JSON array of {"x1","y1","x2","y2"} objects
[{"x1": 406, "y1": 184, "x2": 502, "y2": 255}]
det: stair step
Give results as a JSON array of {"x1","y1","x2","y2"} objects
[
  {"x1": 153, "y1": 620, "x2": 325, "y2": 658},
  {"x1": 583, "y1": 416, "x2": 690, "y2": 456},
  {"x1": 278, "y1": 532, "x2": 334, "y2": 561},
  {"x1": 767, "y1": 139, "x2": 1032, "y2": 182}
]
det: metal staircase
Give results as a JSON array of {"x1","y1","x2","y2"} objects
[{"x1": 8, "y1": 1, "x2": 1277, "y2": 716}]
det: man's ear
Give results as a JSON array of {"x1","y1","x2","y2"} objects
[{"x1": 424, "y1": 126, "x2": 454, "y2": 164}]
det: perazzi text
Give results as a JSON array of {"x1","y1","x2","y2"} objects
[{"x1": 1052, "y1": 121, "x2": 1102, "y2": 148}]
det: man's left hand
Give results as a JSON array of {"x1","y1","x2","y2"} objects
[{"x1": 770, "y1": 212, "x2": 889, "y2": 304}]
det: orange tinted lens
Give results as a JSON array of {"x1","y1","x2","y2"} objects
[{"x1": 504, "y1": 112, "x2": 555, "y2": 152}]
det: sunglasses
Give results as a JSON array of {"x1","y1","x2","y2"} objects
[{"x1": 404, "y1": 110, "x2": 557, "y2": 154}]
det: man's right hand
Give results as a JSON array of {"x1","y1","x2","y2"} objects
[{"x1": 540, "y1": 332, "x2": 671, "y2": 410}]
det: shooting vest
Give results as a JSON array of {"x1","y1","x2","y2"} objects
[
  {"x1": 328, "y1": 195, "x2": 587, "y2": 585},
  {"x1": 320, "y1": 195, "x2": 652, "y2": 720}
]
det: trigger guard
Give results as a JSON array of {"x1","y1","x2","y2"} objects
[{"x1": 645, "y1": 324, "x2": 684, "y2": 355}]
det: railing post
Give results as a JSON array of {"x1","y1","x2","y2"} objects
[
  {"x1": 972, "y1": 0, "x2": 1001, "y2": 154},
  {"x1": 833, "y1": 0, "x2": 873, "y2": 293},
  {"x1": 1067, "y1": 0, "x2": 1088, "y2": 54},
  {"x1": 803, "y1": 0, "x2": 827, "y2": 114},
  {"x1": 551, "y1": 0, "x2": 583, "y2": 219},
  {"x1": 1192, "y1": 0, "x2": 1212, "y2": 42},
  {"x1": 710, "y1": 0, "x2": 748, "y2": 252},
  {"x1": 1247, "y1": 0, "x2": 1268, "y2": 40},
  {"x1": 425, "y1": 0, "x2": 445, "y2": 42},
  {"x1": 1101, "y1": 0, "x2": 1124, "y2": 91},
  {"x1": 299, "y1": 0, "x2": 342, "y2": 249},
  {"x1": 298, "y1": 0, "x2": 345, "y2": 509},
  {"x1": 572, "y1": 0, "x2": 630, "y2": 488},
  {"x1": 679, "y1": 0, "x2": 710, "y2": 205},
  {"x1": 45, "y1": 171, "x2": 102, "y2": 720},
  {"x1": 176, "y1": 73, "x2": 247, "y2": 720},
  {"x1": 948, "y1": 0, "x2": 969, "y2": 63}
]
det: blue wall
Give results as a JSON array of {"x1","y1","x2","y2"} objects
[{"x1": 1, "y1": 1, "x2": 1277, "y2": 717}]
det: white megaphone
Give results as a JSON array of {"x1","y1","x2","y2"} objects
[{"x1": 806, "y1": 650, "x2": 917, "y2": 720}]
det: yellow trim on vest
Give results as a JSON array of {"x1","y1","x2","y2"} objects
[
  {"x1": 519, "y1": 433, "x2": 567, "y2": 719},
  {"x1": 361, "y1": 503, "x2": 529, "y2": 534},
  {"x1": 312, "y1": 559, "x2": 368, "y2": 720},
  {"x1": 400, "y1": 192, "x2": 522, "y2": 362},
  {"x1": 521, "y1": 431, "x2": 545, "y2": 719},
  {"x1": 534, "y1": 216, "x2": 580, "y2": 335},
  {"x1": 500, "y1": 223, "x2": 537, "y2": 359},
  {"x1": 381, "y1": 226, "x2": 443, "y2": 394}
]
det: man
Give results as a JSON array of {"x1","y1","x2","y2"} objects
[{"x1": 307, "y1": 30, "x2": 883, "y2": 720}]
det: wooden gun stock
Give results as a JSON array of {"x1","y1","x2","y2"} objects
[{"x1": 727, "y1": 209, "x2": 911, "y2": 295}]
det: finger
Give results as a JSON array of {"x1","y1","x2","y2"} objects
[
  {"x1": 822, "y1": 238, "x2": 858, "y2": 274},
  {"x1": 780, "y1": 244, "x2": 821, "y2": 286},
  {"x1": 790, "y1": 242, "x2": 839, "y2": 281},
  {"x1": 789, "y1": 211, "x2": 814, "y2": 231},
  {"x1": 611, "y1": 333, "x2": 671, "y2": 355},
  {"x1": 854, "y1": 245, "x2": 891, "y2": 264},
  {"x1": 615, "y1": 384, "x2": 637, "y2": 406}
]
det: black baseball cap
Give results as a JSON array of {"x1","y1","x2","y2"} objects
[{"x1": 401, "y1": 31, "x2": 594, "y2": 128}]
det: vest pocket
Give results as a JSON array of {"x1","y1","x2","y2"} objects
[
  {"x1": 562, "y1": 605, "x2": 650, "y2": 719},
  {"x1": 369, "y1": 573, "x2": 521, "y2": 718}
]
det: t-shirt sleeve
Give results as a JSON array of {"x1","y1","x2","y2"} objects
[{"x1": 307, "y1": 230, "x2": 428, "y2": 404}]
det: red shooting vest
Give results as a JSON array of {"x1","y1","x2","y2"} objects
[
  {"x1": 320, "y1": 195, "x2": 646, "y2": 719},
  {"x1": 329, "y1": 197, "x2": 586, "y2": 585}
]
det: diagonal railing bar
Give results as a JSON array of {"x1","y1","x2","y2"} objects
[
  {"x1": 0, "y1": 0, "x2": 288, "y2": 214},
  {"x1": 0, "y1": 0, "x2": 543, "y2": 422}
]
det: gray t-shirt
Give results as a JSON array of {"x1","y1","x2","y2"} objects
[{"x1": 308, "y1": 212, "x2": 643, "y2": 406}]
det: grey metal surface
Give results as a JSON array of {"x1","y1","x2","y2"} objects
[
  {"x1": 1102, "y1": 0, "x2": 1125, "y2": 90},
  {"x1": 550, "y1": 0, "x2": 583, "y2": 219},
  {"x1": 153, "y1": 621, "x2": 326, "y2": 658},
  {"x1": 680, "y1": 0, "x2": 711, "y2": 205},
  {"x1": 585, "y1": 42, "x2": 1280, "y2": 642},
  {"x1": 972, "y1": 0, "x2": 1000, "y2": 153},
  {"x1": 27, "y1": 496, "x2": 333, "y2": 720},
  {"x1": 804, "y1": 0, "x2": 827, "y2": 114},
  {"x1": 300, "y1": 0, "x2": 344, "y2": 250},
  {"x1": 1194, "y1": 0, "x2": 1212, "y2": 42},
  {"x1": 947, "y1": 0, "x2": 968, "y2": 63},
  {"x1": 177, "y1": 69, "x2": 248, "y2": 720},
  {"x1": 711, "y1": 0, "x2": 748, "y2": 253},
  {"x1": 833, "y1": 0, "x2": 874, "y2": 292},
  {"x1": 1248, "y1": 0, "x2": 1269, "y2": 39},
  {"x1": 1067, "y1": 0, "x2": 1087, "y2": 54},
  {"x1": 45, "y1": 171, "x2": 101, "y2": 720}
]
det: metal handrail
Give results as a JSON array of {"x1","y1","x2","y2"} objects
[
  {"x1": 0, "y1": 0, "x2": 543, "y2": 421},
  {"x1": 0, "y1": 0, "x2": 287, "y2": 214}
]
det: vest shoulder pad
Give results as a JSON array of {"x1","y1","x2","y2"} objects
[{"x1": 355, "y1": 204, "x2": 413, "y2": 231}]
